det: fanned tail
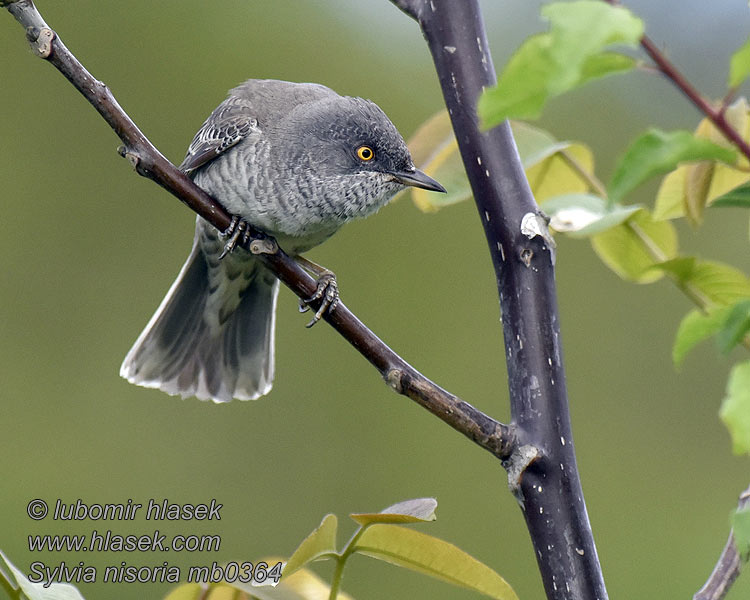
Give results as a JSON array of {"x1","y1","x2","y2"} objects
[{"x1": 120, "y1": 232, "x2": 278, "y2": 402}]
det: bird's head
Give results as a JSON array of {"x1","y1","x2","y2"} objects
[{"x1": 279, "y1": 95, "x2": 445, "y2": 220}]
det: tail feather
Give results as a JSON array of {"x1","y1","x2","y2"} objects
[{"x1": 120, "y1": 234, "x2": 278, "y2": 402}]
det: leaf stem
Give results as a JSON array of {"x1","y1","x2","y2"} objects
[
  {"x1": 559, "y1": 148, "x2": 608, "y2": 198},
  {"x1": 626, "y1": 220, "x2": 714, "y2": 311},
  {"x1": 327, "y1": 525, "x2": 368, "y2": 600}
]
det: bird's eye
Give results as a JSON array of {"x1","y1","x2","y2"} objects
[{"x1": 356, "y1": 145, "x2": 374, "y2": 161}]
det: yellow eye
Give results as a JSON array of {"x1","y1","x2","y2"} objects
[{"x1": 356, "y1": 145, "x2": 374, "y2": 161}]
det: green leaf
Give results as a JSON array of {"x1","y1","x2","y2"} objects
[
  {"x1": 0, "y1": 549, "x2": 87, "y2": 600},
  {"x1": 652, "y1": 258, "x2": 750, "y2": 306},
  {"x1": 350, "y1": 498, "x2": 437, "y2": 526},
  {"x1": 283, "y1": 514, "x2": 338, "y2": 577},
  {"x1": 478, "y1": 0, "x2": 643, "y2": 126},
  {"x1": 608, "y1": 129, "x2": 737, "y2": 204},
  {"x1": 732, "y1": 506, "x2": 750, "y2": 562},
  {"x1": 717, "y1": 299, "x2": 750, "y2": 353},
  {"x1": 591, "y1": 208, "x2": 678, "y2": 283},
  {"x1": 579, "y1": 52, "x2": 637, "y2": 85},
  {"x1": 730, "y1": 37, "x2": 750, "y2": 88},
  {"x1": 354, "y1": 524, "x2": 518, "y2": 600},
  {"x1": 685, "y1": 261, "x2": 750, "y2": 305},
  {"x1": 719, "y1": 360, "x2": 750, "y2": 455},
  {"x1": 543, "y1": 193, "x2": 641, "y2": 237},
  {"x1": 672, "y1": 307, "x2": 732, "y2": 367},
  {"x1": 712, "y1": 181, "x2": 750, "y2": 208}
]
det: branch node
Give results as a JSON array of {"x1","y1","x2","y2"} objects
[
  {"x1": 26, "y1": 25, "x2": 53, "y2": 57},
  {"x1": 249, "y1": 237, "x2": 278, "y2": 255},
  {"x1": 520, "y1": 211, "x2": 556, "y2": 265},
  {"x1": 117, "y1": 145, "x2": 140, "y2": 170},
  {"x1": 505, "y1": 444, "x2": 542, "y2": 504},
  {"x1": 520, "y1": 248, "x2": 533, "y2": 268},
  {"x1": 385, "y1": 368, "x2": 405, "y2": 393}
]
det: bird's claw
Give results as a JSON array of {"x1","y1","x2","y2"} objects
[
  {"x1": 299, "y1": 272, "x2": 339, "y2": 328},
  {"x1": 219, "y1": 215, "x2": 252, "y2": 259}
]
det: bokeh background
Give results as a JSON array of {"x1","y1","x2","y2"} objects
[{"x1": 2, "y1": 0, "x2": 750, "y2": 598}]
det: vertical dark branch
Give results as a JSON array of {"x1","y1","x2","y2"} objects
[{"x1": 391, "y1": 1, "x2": 608, "y2": 599}]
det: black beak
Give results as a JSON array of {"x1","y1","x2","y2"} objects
[{"x1": 391, "y1": 167, "x2": 446, "y2": 193}]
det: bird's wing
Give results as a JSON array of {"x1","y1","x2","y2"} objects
[{"x1": 179, "y1": 95, "x2": 260, "y2": 174}]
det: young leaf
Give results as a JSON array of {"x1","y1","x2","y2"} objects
[
  {"x1": 0, "y1": 549, "x2": 87, "y2": 600},
  {"x1": 684, "y1": 161, "x2": 715, "y2": 225},
  {"x1": 672, "y1": 307, "x2": 732, "y2": 367},
  {"x1": 730, "y1": 37, "x2": 750, "y2": 88},
  {"x1": 164, "y1": 583, "x2": 205, "y2": 600},
  {"x1": 653, "y1": 98, "x2": 750, "y2": 220},
  {"x1": 406, "y1": 114, "x2": 596, "y2": 211},
  {"x1": 405, "y1": 110, "x2": 470, "y2": 212},
  {"x1": 478, "y1": 0, "x2": 643, "y2": 126},
  {"x1": 527, "y1": 142, "x2": 595, "y2": 202},
  {"x1": 350, "y1": 497, "x2": 438, "y2": 526},
  {"x1": 719, "y1": 360, "x2": 750, "y2": 455},
  {"x1": 717, "y1": 299, "x2": 750, "y2": 353},
  {"x1": 591, "y1": 209, "x2": 678, "y2": 283},
  {"x1": 354, "y1": 524, "x2": 518, "y2": 600},
  {"x1": 608, "y1": 129, "x2": 737, "y2": 204},
  {"x1": 229, "y1": 565, "x2": 354, "y2": 600},
  {"x1": 543, "y1": 193, "x2": 640, "y2": 237},
  {"x1": 655, "y1": 162, "x2": 750, "y2": 219},
  {"x1": 732, "y1": 506, "x2": 750, "y2": 562},
  {"x1": 283, "y1": 514, "x2": 338, "y2": 577},
  {"x1": 165, "y1": 584, "x2": 252, "y2": 600}
]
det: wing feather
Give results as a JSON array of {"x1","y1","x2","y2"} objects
[{"x1": 179, "y1": 96, "x2": 260, "y2": 174}]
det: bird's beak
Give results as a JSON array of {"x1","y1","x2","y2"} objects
[{"x1": 391, "y1": 167, "x2": 446, "y2": 193}]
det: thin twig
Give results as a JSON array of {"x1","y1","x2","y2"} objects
[
  {"x1": 694, "y1": 484, "x2": 750, "y2": 600},
  {"x1": 2, "y1": 0, "x2": 514, "y2": 460},
  {"x1": 603, "y1": 0, "x2": 750, "y2": 161}
]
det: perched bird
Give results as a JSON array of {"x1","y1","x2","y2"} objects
[{"x1": 120, "y1": 79, "x2": 445, "y2": 403}]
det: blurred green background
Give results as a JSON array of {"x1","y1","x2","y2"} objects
[{"x1": 2, "y1": 1, "x2": 750, "y2": 598}]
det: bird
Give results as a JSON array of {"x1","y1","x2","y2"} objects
[{"x1": 120, "y1": 79, "x2": 445, "y2": 403}]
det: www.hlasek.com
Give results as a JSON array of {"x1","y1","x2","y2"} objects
[{"x1": 24, "y1": 498, "x2": 282, "y2": 587}]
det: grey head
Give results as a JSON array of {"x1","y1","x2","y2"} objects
[
  {"x1": 181, "y1": 80, "x2": 444, "y2": 246},
  {"x1": 266, "y1": 88, "x2": 446, "y2": 235}
]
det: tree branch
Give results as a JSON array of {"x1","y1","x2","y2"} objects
[
  {"x1": 2, "y1": 0, "x2": 514, "y2": 460},
  {"x1": 694, "y1": 484, "x2": 750, "y2": 600},
  {"x1": 391, "y1": 1, "x2": 608, "y2": 599},
  {"x1": 603, "y1": 0, "x2": 750, "y2": 161}
]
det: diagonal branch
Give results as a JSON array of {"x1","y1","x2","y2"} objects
[
  {"x1": 391, "y1": 1, "x2": 608, "y2": 600},
  {"x1": 2, "y1": 0, "x2": 514, "y2": 460},
  {"x1": 603, "y1": 0, "x2": 750, "y2": 161},
  {"x1": 694, "y1": 484, "x2": 750, "y2": 600}
]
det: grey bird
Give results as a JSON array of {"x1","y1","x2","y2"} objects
[{"x1": 120, "y1": 79, "x2": 445, "y2": 403}]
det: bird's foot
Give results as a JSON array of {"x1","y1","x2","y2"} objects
[
  {"x1": 299, "y1": 271, "x2": 339, "y2": 328},
  {"x1": 219, "y1": 216, "x2": 253, "y2": 259}
]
